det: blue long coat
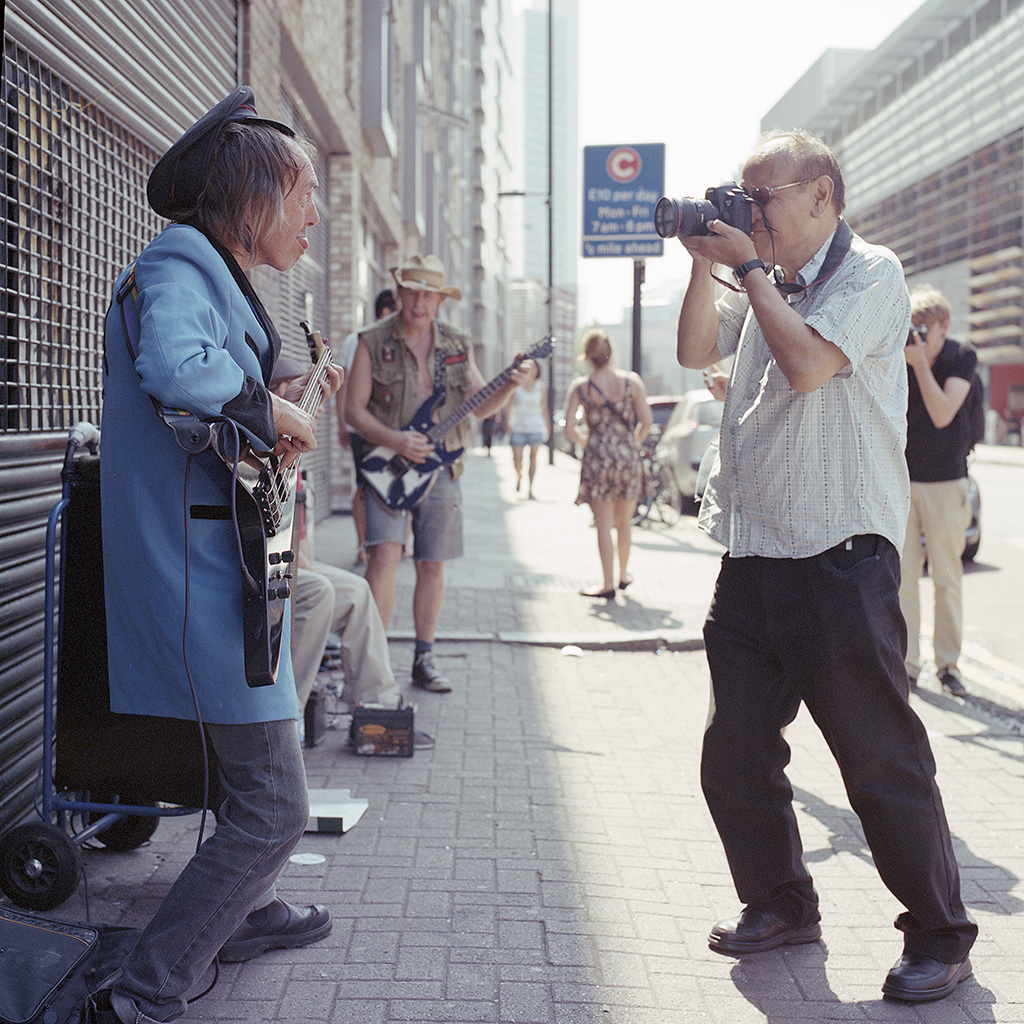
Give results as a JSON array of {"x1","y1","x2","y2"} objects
[{"x1": 100, "y1": 224, "x2": 298, "y2": 724}]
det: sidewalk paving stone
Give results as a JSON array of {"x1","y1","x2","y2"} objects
[{"x1": 13, "y1": 447, "x2": 1024, "y2": 1022}]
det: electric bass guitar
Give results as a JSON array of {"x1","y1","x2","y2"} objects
[
  {"x1": 232, "y1": 321, "x2": 332, "y2": 687},
  {"x1": 356, "y1": 337, "x2": 552, "y2": 511}
]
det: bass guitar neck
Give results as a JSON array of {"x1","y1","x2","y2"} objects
[{"x1": 235, "y1": 322, "x2": 332, "y2": 687}]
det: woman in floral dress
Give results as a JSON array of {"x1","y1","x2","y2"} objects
[{"x1": 564, "y1": 329, "x2": 653, "y2": 598}]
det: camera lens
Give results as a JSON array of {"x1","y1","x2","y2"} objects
[
  {"x1": 655, "y1": 196, "x2": 718, "y2": 238},
  {"x1": 654, "y1": 197, "x2": 681, "y2": 238}
]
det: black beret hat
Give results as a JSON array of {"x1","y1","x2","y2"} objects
[{"x1": 147, "y1": 86, "x2": 295, "y2": 219}]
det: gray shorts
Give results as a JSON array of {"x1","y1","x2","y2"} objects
[{"x1": 364, "y1": 467, "x2": 464, "y2": 561}]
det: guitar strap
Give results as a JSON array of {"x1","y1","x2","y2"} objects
[{"x1": 115, "y1": 265, "x2": 214, "y2": 454}]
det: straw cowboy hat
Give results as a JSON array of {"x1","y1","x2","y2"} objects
[{"x1": 390, "y1": 254, "x2": 462, "y2": 300}]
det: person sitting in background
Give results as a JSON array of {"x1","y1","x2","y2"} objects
[
  {"x1": 563, "y1": 329, "x2": 653, "y2": 599},
  {"x1": 271, "y1": 355, "x2": 432, "y2": 749}
]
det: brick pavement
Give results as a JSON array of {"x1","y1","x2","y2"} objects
[{"x1": 25, "y1": 447, "x2": 1024, "y2": 1022}]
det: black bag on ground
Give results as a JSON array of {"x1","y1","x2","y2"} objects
[{"x1": 0, "y1": 906, "x2": 139, "y2": 1024}]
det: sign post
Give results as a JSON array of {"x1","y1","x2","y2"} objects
[{"x1": 582, "y1": 144, "x2": 665, "y2": 373}]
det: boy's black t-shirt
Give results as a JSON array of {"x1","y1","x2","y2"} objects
[{"x1": 905, "y1": 337, "x2": 977, "y2": 482}]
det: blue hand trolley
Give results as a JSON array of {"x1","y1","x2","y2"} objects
[{"x1": 0, "y1": 423, "x2": 213, "y2": 911}]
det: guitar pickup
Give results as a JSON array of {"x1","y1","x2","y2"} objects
[{"x1": 386, "y1": 454, "x2": 410, "y2": 475}]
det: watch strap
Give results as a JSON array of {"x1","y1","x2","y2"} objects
[{"x1": 736, "y1": 259, "x2": 768, "y2": 283}]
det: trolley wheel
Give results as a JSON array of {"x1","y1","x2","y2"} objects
[
  {"x1": 88, "y1": 808, "x2": 159, "y2": 852},
  {"x1": 0, "y1": 821, "x2": 82, "y2": 910}
]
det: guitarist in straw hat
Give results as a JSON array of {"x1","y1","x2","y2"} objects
[{"x1": 346, "y1": 254, "x2": 537, "y2": 693}]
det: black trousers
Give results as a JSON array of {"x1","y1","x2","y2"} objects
[{"x1": 701, "y1": 535, "x2": 977, "y2": 963}]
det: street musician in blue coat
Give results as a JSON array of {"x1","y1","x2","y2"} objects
[{"x1": 94, "y1": 89, "x2": 341, "y2": 1024}]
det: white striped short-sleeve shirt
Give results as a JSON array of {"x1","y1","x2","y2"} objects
[{"x1": 698, "y1": 226, "x2": 912, "y2": 558}]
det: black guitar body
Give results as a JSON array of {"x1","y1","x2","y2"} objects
[{"x1": 235, "y1": 454, "x2": 297, "y2": 687}]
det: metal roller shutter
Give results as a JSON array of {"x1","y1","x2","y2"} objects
[{"x1": 1, "y1": 0, "x2": 238, "y2": 832}]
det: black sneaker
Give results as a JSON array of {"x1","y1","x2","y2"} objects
[
  {"x1": 938, "y1": 669, "x2": 967, "y2": 697},
  {"x1": 414, "y1": 730, "x2": 435, "y2": 749},
  {"x1": 411, "y1": 654, "x2": 452, "y2": 693}
]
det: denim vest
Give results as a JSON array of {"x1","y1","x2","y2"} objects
[{"x1": 360, "y1": 313, "x2": 473, "y2": 476}]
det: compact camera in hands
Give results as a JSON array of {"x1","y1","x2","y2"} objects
[
  {"x1": 654, "y1": 182, "x2": 753, "y2": 239},
  {"x1": 906, "y1": 323, "x2": 928, "y2": 346}
]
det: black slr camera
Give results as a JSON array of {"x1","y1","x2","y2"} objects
[{"x1": 654, "y1": 182, "x2": 752, "y2": 239}]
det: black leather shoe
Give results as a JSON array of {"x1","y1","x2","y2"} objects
[
  {"x1": 938, "y1": 669, "x2": 968, "y2": 697},
  {"x1": 411, "y1": 654, "x2": 452, "y2": 693},
  {"x1": 882, "y1": 953, "x2": 972, "y2": 1002},
  {"x1": 219, "y1": 899, "x2": 332, "y2": 962},
  {"x1": 709, "y1": 907, "x2": 821, "y2": 955}
]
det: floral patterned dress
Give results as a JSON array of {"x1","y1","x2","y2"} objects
[{"x1": 575, "y1": 378, "x2": 644, "y2": 504}]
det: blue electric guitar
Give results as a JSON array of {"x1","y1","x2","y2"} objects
[{"x1": 357, "y1": 337, "x2": 552, "y2": 511}]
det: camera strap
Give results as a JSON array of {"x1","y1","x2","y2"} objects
[
  {"x1": 716, "y1": 219, "x2": 853, "y2": 298},
  {"x1": 773, "y1": 218, "x2": 853, "y2": 298}
]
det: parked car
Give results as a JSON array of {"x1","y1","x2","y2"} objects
[
  {"x1": 655, "y1": 388, "x2": 723, "y2": 512},
  {"x1": 555, "y1": 393, "x2": 681, "y2": 459},
  {"x1": 643, "y1": 394, "x2": 683, "y2": 452}
]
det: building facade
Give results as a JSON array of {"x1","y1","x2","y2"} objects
[
  {"x1": 764, "y1": 0, "x2": 1024, "y2": 434},
  {"x1": 1, "y1": 0, "x2": 516, "y2": 832}
]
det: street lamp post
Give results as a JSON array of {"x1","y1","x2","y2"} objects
[{"x1": 546, "y1": 0, "x2": 555, "y2": 465}]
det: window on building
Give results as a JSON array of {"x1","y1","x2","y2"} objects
[
  {"x1": 975, "y1": 0, "x2": 1002, "y2": 37},
  {"x1": 361, "y1": 0, "x2": 397, "y2": 158}
]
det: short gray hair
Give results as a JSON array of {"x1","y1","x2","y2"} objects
[{"x1": 749, "y1": 130, "x2": 846, "y2": 213}]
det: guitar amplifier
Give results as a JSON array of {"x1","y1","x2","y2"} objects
[{"x1": 350, "y1": 703, "x2": 415, "y2": 757}]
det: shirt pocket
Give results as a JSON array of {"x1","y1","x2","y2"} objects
[{"x1": 370, "y1": 363, "x2": 406, "y2": 416}]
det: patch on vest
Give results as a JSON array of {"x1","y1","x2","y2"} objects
[
  {"x1": 382, "y1": 345, "x2": 396, "y2": 363},
  {"x1": 380, "y1": 388, "x2": 394, "y2": 407}
]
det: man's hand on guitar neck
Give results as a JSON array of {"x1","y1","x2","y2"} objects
[{"x1": 271, "y1": 364, "x2": 344, "y2": 464}]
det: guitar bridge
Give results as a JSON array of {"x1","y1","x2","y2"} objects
[{"x1": 386, "y1": 454, "x2": 410, "y2": 476}]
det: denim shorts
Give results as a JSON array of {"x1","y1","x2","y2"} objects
[
  {"x1": 365, "y1": 466, "x2": 464, "y2": 561},
  {"x1": 510, "y1": 431, "x2": 545, "y2": 447}
]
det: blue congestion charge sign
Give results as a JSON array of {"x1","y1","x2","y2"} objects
[{"x1": 582, "y1": 143, "x2": 665, "y2": 259}]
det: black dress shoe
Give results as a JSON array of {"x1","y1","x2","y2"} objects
[
  {"x1": 709, "y1": 906, "x2": 821, "y2": 955},
  {"x1": 882, "y1": 953, "x2": 972, "y2": 1003},
  {"x1": 938, "y1": 668, "x2": 968, "y2": 697},
  {"x1": 219, "y1": 899, "x2": 332, "y2": 962}
]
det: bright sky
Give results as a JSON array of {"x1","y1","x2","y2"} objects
[{"x1": 569, "y1": 0, "x2": 929, "y2": 324}]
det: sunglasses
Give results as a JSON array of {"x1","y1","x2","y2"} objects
[{"x1": 747, "y1": 178, "x2": 815, "y2": 205}]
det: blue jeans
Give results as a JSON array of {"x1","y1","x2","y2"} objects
[
  {"x1": 701, "y1": 537, "x2": 977, "y2": 963},
  {"x1": 112, "y1": 719, "x2": 308, "y2": 1022}
]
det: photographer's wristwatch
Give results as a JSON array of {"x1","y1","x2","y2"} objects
[{"x1": 735, "y1": 259, "x2": 768, "y2": 284}]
